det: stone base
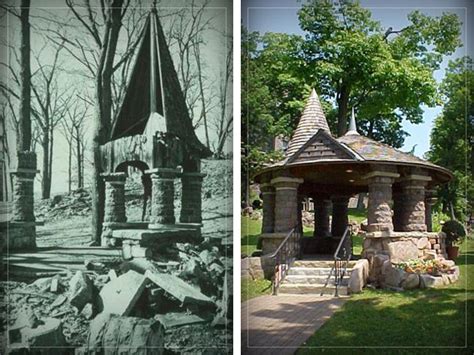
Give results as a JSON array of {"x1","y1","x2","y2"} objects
[
  {"x1": 2, "y1": 222, "x2": 37, "y2": 251},
  {"x1": 104, "y1": 224, "x2": 202, "y2": 249},
  {"x1": 259, "y1": 233, "x2": 287, "y2": 255}
]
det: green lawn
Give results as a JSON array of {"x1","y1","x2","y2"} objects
[
  {"x1": 241, "y1": 278, "x2": 272, "y2": 302},
  {"x1": 298, "y1": 237, "x2": 474, "y2": 354}
]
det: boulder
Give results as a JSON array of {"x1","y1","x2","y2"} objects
[
  {"x1": 417, "y1": 237, "x2": 430, "y2": 250},
  {"x1": 420, "y1": 274, "x2": 444, "y2": 288},
  {"x1": 384, "y1": 264, "x2": 407, "y2": 288},
  {"x1": 68, "y1": 271, "x2": 95, "y2": 312},
  {"x1": 388, "y1": 241, "x2": 418, "y2": 263},
  {"x1": 401, "y1": 273, "x2": 420, "y2": 290}
]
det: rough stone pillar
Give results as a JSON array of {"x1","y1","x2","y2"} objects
[
  {"x1": 180, "y1": 172, "x2": 205, "y2": 224},
  {"x1": 365, "y1": 169, "x2": 399, "y2": 232},
  {"x1": 9, "y1": 151, "x2": 38, "y2": 250},
  {"x1": 313, "y1": 198, "x2": 331, "y2": 237},
  {"x1": 392, "y1": 191, "x2": 403, "y2": 232},
  {"x1": 260, "y1": 183, "x2": 275, "y2": 233},
  {"x1": 331, "y1": 196, "x2": 350, "y2": 236},
  {"x1": 271, "y1": 177, "x2": 303, "y2": 232},
  {"x1": 425, "y1": 190, "x2": 436, "y2": 233},
  {"x1": 399, "y1": 175, "x2": 431, "y2": 232},
  {"x1": 11, "y1": 152, "x2": 37, "y2": 223},
  {"x1": 102, "y1": 172, "x2": 127, "y2": 223},
  {"x1": 148, "y1": 168, "x2": 179, "y2": 225}
]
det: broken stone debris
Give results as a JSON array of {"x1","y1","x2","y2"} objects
[
  {"x1": 68, "y1": 271, "x2": 96, "y2": 313},
  {"x1": 98, "y1": 270, "x2": 148, "y2": 316},
  {"x1": 77, "y1": 313, "x2": 164, "y2": 355}
]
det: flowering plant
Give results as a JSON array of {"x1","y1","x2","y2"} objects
[{"x1": 396, "y1": 259, "x2": 453, "y2": 275}]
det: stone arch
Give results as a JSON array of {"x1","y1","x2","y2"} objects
[{"x1": 115, "y1": 160, "x2": 151, "y2": 222}]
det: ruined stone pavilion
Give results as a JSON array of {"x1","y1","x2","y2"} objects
[
  {"x1": 99, "y1": 9, "x2": 211, "y2": 248},
  {"x1": 254, "y1": 89, "x2": 453, "y2": 263}
]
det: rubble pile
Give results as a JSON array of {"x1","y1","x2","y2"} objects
[
  {"x1": 35, "y1": 189, "x2": 92, "y2": 221},
  {"x1": 3, "y1": 236, "x2": 232, "y2": 353}
]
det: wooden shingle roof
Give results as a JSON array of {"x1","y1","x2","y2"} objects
[{"x1": 286, "y1": 89, "x2": 331, "y2": 157}]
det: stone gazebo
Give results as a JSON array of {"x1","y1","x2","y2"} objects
[
  {"x1": 98, "y1": 9, "x2": 211, "y2": 249},
  {"x1": 254, "y1": 89, "x2": 452, "y2": 265}
]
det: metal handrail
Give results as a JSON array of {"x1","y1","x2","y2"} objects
[
  {"x1": 333, "y1": 225, "x2": 352, "y2": 297},
  {"x1": 269, "y1": 226, "x2": 302, "y2": 295}
]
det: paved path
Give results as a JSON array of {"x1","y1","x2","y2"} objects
[{"x1": 241, "y1": 295, "x2": 347, "y2": 354}]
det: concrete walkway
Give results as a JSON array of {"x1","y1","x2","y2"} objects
[{"x1": 241, "y1": 295, "x2": 347, "y2": 354}]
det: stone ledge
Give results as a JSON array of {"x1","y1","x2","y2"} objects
[{"x1": 363, "y1": 231, "x2": 439, "y2": 239}]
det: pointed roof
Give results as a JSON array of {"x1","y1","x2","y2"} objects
[
  {"x1": 286, "y1": 89, "x2": 331, "y2": 157},
  {"x1": 108, "y1": 10, "x2": 211, "y2": 158},
  {"x1": 346, "y1": 107, "x2": 359, "y2": 136}
]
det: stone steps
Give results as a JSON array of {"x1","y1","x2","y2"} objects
[
  {"x1": 288, "y1": 267, "x2": 353, "y2": 276},
  {"x1": 283, "y1": 274, "x2": 351, "y2": 285},
  {"x1": 292, "y1": 259, "x2": 357, "y2": 268},
  {"x1": 278, "y1": 283, "x2": 349, "y2": 296}
]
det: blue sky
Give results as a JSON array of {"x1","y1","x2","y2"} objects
[{"x1": 242, "y1": 0, "x2": 473, "y2": 158}]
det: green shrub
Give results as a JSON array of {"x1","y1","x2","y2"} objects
[
  {"x1": 432, "y1": 211, "x2": 450, "y2": 232},
  {"x1": 442, "y1": 220, "x2": 466, "y2": 246}
]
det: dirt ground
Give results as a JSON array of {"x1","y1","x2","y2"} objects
[{"x1": 1, "y1": 159, "x2": 233, "y2": 354}]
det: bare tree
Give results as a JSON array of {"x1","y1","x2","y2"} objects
[
  {"x1": 31, "y1": 42, "x2": 72, "y2": 199},
  {"x1": 213, "y1": 35, "x2": 232, "y2": 158},
  {"x1": 61, "y1": 98, "x2": 88, "y2": 192}
]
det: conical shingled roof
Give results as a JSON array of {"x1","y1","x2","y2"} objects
[{"x1": 286, "y1": 89, "x2": 331, "y2": 157}]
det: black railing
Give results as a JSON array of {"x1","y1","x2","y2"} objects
[
  {"x1": 333, "y1": 225, "x2": 352, "y2": 297},
  {"x1": 269, "y1": 226, "x2": 302, "y2": 295}
]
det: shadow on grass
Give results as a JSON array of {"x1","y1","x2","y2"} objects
[
  {"x1": 296, "y1": 287, "x2": 473, "y2": 354},
  {"x1": 455, "y1": 251, "x2": 474, "y2": 266}
]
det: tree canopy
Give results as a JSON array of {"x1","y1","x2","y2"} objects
[
  {"x1": 428, "y1": 57, "x2": 473, "y2": 220},
  {"x1": 242, "y1": 0, "x2": 462, "y2": 194}
]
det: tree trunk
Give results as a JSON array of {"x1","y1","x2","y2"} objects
[
  {"x1": 194, "y1": 45, "x2": 210, "y2": 149},
  {"x1": 18, "y1": 0, "x2": 31, "y2": 151},
  {"x1": 68, "y1": 139, "x2": 72, "y2": 193},
  {"x1": 336, "y1": 83, "x2": 350, "y2": 137},
  {"x1": 91, "y1": 0, "x2": 124, "y2": 244},
  {"x1": 41, "y1": 131, "x2": 50, "y2": 199},
  {"x1": 48, "y1": 125, "x2": 53, "y2": 195},
  {"x1": 76, "y1": 130, "x2": 82, "y2": 188}
]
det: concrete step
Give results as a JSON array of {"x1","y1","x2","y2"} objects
[
  {"x1": 278, "y1": 283, "x2": 349, "y2": 296},
  {"x1": 288, "y1": 267, "x2": 352, "y2": 276},
  {"x1": 292, "y1": 259, "x2": 357, "y2": 268},
  {"x1": 283, "y1": 274, "x2": 350, "y2": 285}
]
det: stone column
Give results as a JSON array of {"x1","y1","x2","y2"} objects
[
  {"x1": 364, "y1": 169, "x2": 399, "y2": 232},
  {"x1": 102, "y1": 172, "x2": 127, "y2": 223},
  {"x1": 331, "y1": 196, "x2": 350, "y2": 237},
  {"x1": 260, "y1": 183, "x2": 275, "y2": 233},
  {"x1": 313, "y1": 198, "x2": 331, "y2": 237},
  {"x1": 148, "y1": 168, "x2": 179, "y2": 225},
  {"x1": 271, "y1": 177, "x2": 303, "y2": 232},
  {"x1": 11, "y1": 152, "x2": 37, "y2": 222},
  {"x1": 425, "y1": 190, "x2": 436, "y2": 233},
  {"x1": 10, "y1": 151, "x2": 38, "y2": 250},
  {"x1": 180, "y1": 172, "x2": 205, "y2": 224},
  {"x1": 399, "y1": 175, "x2": 431, "y2": 232}
]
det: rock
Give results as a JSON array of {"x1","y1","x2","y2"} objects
[
  {"x1": 416, "y1": 237, "x2": 430, "y2": 250},
  {"x1": 122, "y1": 244, "x2": 152, "y2": 260},
  {"x1": 401, "y1": 273, "x2": 420, "y2": 289},
  {"x1": 68, "y1": 271, "x2": 95, "y2": 312},
  {"x1": 384, "y1": 264, "x2": 407, "y2": 288},
  {"x1": 50, "y1": 295, "x2": 67, "y2": 309},
  {"x1": 388, "y1": 241, "x2": 419, "y2": 263},
  {"x1": 50, "y1": 275, "x2": 61, "y2": 293},
  {"x1": 85, "y1": 313, "x2": 164, "y2": 355},
  {"x1": 374, "y1": 254, "x2": 389, "y2": 268},
  {"x1": 420, "y1": 274, "x2": 444, "y2": 288},
  {"x1": 20, "y1": 318, "x2": 66, "y2": 352},
  {"x1": 443, "y1": 259, "x2": 455, "y2": 267},
  {"x1": 145, "y1": 270, "x2": 215, "y2": 308},
  {"x1": 8, "y1": 306, "x2": 40, "y2": 344},
  {"x1": 80, "y1": 303, "x2": 95, "y2": 320},
  {"x1": 31, "y1": 277, "x2": 52, "y2": 290},
  {"x1": 433, "y1": 243, "x2": 440, "y2": 250},
  {"x1": 99, "y1": 270, "x2": 148, "y2": 316},
  {"x1": 108, "y1": 269, "x2": 118, "y2": 280},
  {"x1": 349, "y1": 259, "x2": 369, "y2": 293},
  {"x1": 423, "y1": 250, "x2": 437, "y2": 260}
]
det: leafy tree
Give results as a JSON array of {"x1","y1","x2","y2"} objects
[{"x1": 428, "y1": 57, "x2": 474, "y2": 220}]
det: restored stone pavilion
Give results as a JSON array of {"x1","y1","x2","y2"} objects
[
  {"x1": 254, "y1": 89, "x2": 453, "y2": 263},
  {"x1": 99, "y1": 9, "x2": 211, "y2": 248}
]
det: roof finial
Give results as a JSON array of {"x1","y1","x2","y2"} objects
[{"x1": 346, "y1": 106, "x2": 359, "y2": 135}]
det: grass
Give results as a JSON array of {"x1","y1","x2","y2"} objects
[
  {"x1": 297, "y1": 237, "x2": 474, "y2": 354},
  {"x1": 241, "y1": 277, "x2": 272, "y2": 302}
]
